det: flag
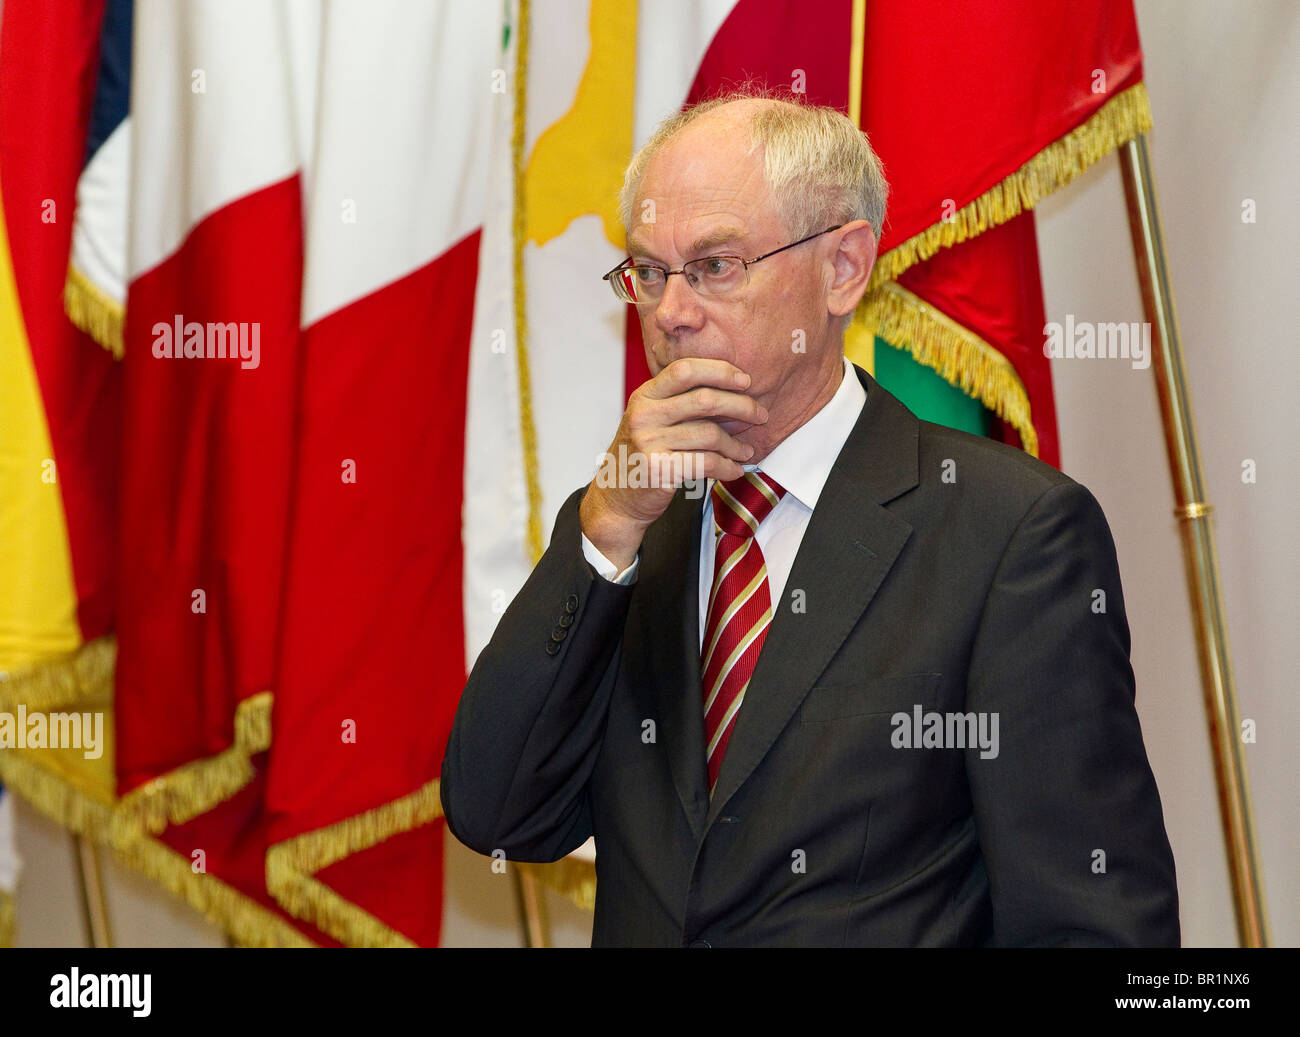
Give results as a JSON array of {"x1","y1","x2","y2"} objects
[
  {"x1": 852, "y1": 0, "x2": 1149, "y2": 467},
  {"x1": 5, "y1": 0, "x2": 501, "y2": 946},
  {"x1": 0, "y1": 0, "x2": 319, "y2": 947},
  {"x1": 263, "y1": 1, "x2": 494, "y2": 946},
  {"x1": 109, "y1": 0, "x2": 322, "y2": 946},
  {"x1": 64, "y1": 0, "x2": 131, "y2": 358},
  {"x1": 0, "y1": 0, "x2": 120, "y2": 879},
  {"x1": 108, "y1": 0, "x2": 499, "y2": 946}
]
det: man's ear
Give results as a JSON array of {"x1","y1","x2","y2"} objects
[{"x1": 826, "y1": 220, "x2": 878, "y2": 319}]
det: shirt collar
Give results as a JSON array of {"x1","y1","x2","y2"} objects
[{"x1": 740, "y1": 355, "x2": 865, "y2": 511}]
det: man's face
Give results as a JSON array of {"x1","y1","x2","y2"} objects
[{"x1": 627, "y1": 106, "x2": 841, "y2": 452}]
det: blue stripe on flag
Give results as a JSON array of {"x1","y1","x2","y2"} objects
[{"x1": 83, "y1": 0, "x2": 133, "y2": 166}]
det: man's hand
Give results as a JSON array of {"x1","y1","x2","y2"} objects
[{"x1": 580, "y1": 358, "x2": 769, "y2": 570}]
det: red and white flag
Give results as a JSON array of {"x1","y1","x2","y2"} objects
[{"x1": 112, "y1": 0, "x2": 499, "y2": 946}]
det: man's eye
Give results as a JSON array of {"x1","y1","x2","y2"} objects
[
  {"x1": 633, "y1": 266, "x2": 664, "y2": 285},
  {"x1": 702, "y1": 258, "x2": 736, "y2": 277}
]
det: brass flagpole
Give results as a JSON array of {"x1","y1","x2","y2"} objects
[
  {"x1": 73, "y1": 833, "x2": 113, "y2": 947},
  {"x1": 1119, "y1": 134, "x2": 1270, "y2": 947}
]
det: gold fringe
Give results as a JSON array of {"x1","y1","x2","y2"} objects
[
  {"x1": 0, "y1": 748, "x2": 114, "y2": 841},
  {"x1": 265, "y1": 778, "x2": 444, "y2": 948},
  {"x1": 0, "y1": 636, "x2": 116, "y2": 714},
  {"x1": 0, "y1": 653, "x2": 304, "y2": 946},
  {"x1": 113, "y1": 825, "x2": 313, "y2": 948},
  {"x1": 858, "y1": 281, "x2": 1038, "y2": 457},
  {"x1": 519, "y1": 857, "x2": 596, "y2": 913},
  {"x1": 0, "y1": 735, "x2": 314, "y2": 947},
  {"x1": 0, "y1": 641, "x2": 442, "y2": 945},
  {"x1": 0, "y1": 889, "x2": 13, "y2": 947},
  {"x1": 512, "y1": 0, "x2": 544, "y2": 566},
  {"x1": 110, "y1": 692, "x2": 272, "y2": 841},
  {"x1": 868, "y1": 82, "x2": 1152, "y2": 291},
  {"x1": 63, "y1": 264, "x2": 125, "y2": 359}
]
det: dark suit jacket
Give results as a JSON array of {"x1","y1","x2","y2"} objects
[{"x1": 441, "y1": 364, "x2": 1180, "y2": 946}]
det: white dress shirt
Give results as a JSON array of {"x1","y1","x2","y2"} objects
[{"x1": 582, "y1": 356, "x2": 867, "y2": 648}]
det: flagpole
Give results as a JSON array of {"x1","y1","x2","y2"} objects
[
  {"x1": 1118, "y1": 135, "x2": 1270, "y2": 948},
  {"x1": 848, "y1": 0, "x2": 865, "y2": 129},
  {"x1": 513, "y1": 867, "x2": 550, "y2": 948},
  {"x1": 73, "y1": 833, "x2": 113, "y2": 947}
]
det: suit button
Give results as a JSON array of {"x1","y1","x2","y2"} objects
[
  {"x1": 565, "y1": 594, "x2": 579, "y2": 614},
  {"x1": 545, "y1": 641, "x2": 561, "y2": 656},
  {"x1": 557, "y1": 613, "x2": 573, "y2": 628},
  {"x1": 550, "y1": 628, "x2": 566, "y2": 642},
  {"x1": 687, "y1": 938, "x2": 712, "y2": 948}
]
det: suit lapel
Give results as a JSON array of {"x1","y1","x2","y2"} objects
[
  {"x1": 705, "y1": 366, "x2": 921, "y2": 822},
  {"x1": 637, "y1": 485, "x2": 710, "y2": 842}
]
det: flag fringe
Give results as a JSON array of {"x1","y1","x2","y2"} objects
[
  {"x1": 0, "y1": 747, "x2": 311, "y2": 947},
  {"x1": 112, "y1": 827, "x2": 313, "y2": 948},
  {"x1": 868, "y1": 81, "x2": 1152, "y2": 291},
  {"x1": 261, "y1": 3, "x2": 530, "y2": 943},
  {"x1": 265, "y1": 778, "x2": 444, "y2": 948},
  {"x1": 0, "y1": 748, "x2": 114, "y2": 839},
  {"x1": 857, "y1": 281, "x2": 1038, "y2": 457},
  {"x1": 0, "y1": 639, "x2": 442, "y2": 946},
  {"x1": 110, "y1": 691, "x2": 271, "y2": 839},
  {"x1": 0, "y1": 643, "x2": 313, "y2": 946},
  {"x1": 519, "y1": 857, "x2": 597, "y2": 913},
  {"x1": 512, "y1": 0, "x2": 544, "y2": 565},
  {"x1": 0, "y1": 636, "x2": 115, "y2": 714},
  {"x1": 63, "y1": 264, "x2": 125, "y2": 359}
]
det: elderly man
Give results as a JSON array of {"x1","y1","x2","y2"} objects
[{"x1": 441, "y1": 93, "x2": 1179, "y2": 947}]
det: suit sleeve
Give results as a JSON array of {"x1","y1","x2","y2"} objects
[
  {"x1": 964, "y1": 479, "x2": 1181, "y2": 947},
  {"x1": 440, "y1": 486, "x2": 634, "y2": 862}
]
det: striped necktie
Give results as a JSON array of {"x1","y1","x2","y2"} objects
[{"x1": 701, "y1": 470, "x2": 786, "y2": 796}]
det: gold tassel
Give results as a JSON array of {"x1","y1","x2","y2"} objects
[
  {"x1": 0, "y1": 730, "x2": 315, "y2": 947},
  {"x1": 0, "y1": 636, "x2": 115, "y2": 714},
  {"x1": 868, "y1": 82, "x2": 1153, "y2": 292},
  {"x1": 858, "y1": 281, "x2": 1038, "y2": 458},
  {"x1": 266, "y1": 778, "x2": 444, "y2": 948},
  {"x1": 512, "y1": 0, "x2": 545, "y2": 566},
  {"x1": 2, "y1": 649, "x2": 441, "y2": 945},
  {"x1": 114, "y1": 834, "x2": 314, "y2": 948},
  {"x1": 0, "y1": 748, "x2": 115, "y2": 842},
  {"x1": 110, "y1": 692, "x2": 272, "y2": 840},
  {"x1": 63, "y1": 265, "x2": 125, "y2": 359},
  {"x1": 0, "y1": 648, "x2": 302, "y2": 943}
]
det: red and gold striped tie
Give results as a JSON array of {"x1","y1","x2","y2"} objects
[{"x1": 701, "y1": 470, "x2": 786, "y2": 796}]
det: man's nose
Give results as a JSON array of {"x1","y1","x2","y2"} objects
[{"x1": 653, "y1": 271, "x2": 705, "y2": 336}]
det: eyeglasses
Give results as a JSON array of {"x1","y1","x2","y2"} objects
[{"x1": 602, "y1": 225, "x2": 844, "y2": 306}]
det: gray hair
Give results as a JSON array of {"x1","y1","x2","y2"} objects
[{"x1": 618, "y1": 90, "x2": 889, "y2": 241}]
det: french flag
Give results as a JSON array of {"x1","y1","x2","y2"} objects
[{"x1": 101, "y1": 1, "x2": 496, "y2": 946}]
